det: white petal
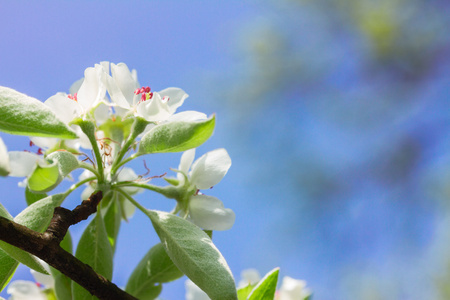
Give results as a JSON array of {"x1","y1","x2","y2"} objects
[
  {"x1": 131, "y1": 69, "x2": 139, "y2": 83},
  {"x1": 30, "y1": 260, "x2": 53, "y2": 288},
  {"x1": 8, "y1": 152, "x2": 44, "y2": 177},
  {"x1": 44, "y1": 92, "x2": 81, "y2": 124},
  {"x1": 177, "y1": 149, "x2": 196, "y2": 182},
  {"x1": 185, "y1": 280, "x2": 211, "y2": 300},
  {"x1": 157, "y1": 87, "x2": 188, "y2": 114},
  {"x1": 7, "y1": 280, "x2": 46, "y2": 300},
  {"x1": 168, "y1": 111, "x2": 207, "y2": 122},
  {"x1": 98, "y1": 61, "x2": 110, "y2": 74},
  {"x1": 77, "y1": 65, "x2": 106, "y2": 112},
  {"x1": 117, "y1": 167, "x2": 141, "y2": 195},
  {"x1": 189, "y1": 195, "x2": 235, "y2": 231},
  {"x1": 238, "y1": 269, "x2": 261, "y2": 288},
  {"x1": 190, "y1": 149, "x2": 231, "y2": 190},
  {"x1": 79, "y1": 169, "x2": 95, "y2": 181},
  {"x1": 279, "y1": 276, "x2": 310, "y2": 300},
  {"x1": 110, "y1": 63, "x2": 139, "y2": 105},
  {"x1": 0, "y1": 137, "x2": 10, "y2": 176},
  {"x1": 94, "y1": 102, "x2": 111, "y2": 123},
  {"x1": 105, "y1": 74, "x2": 131, "y2": 109},
  {"x1": 120, "y1": 196, "x2": 136, "y2": 219},
  {"x1": 135, "y1": 93, "x2": 172, "y2": 122},
  {"x1": 69, "y1": 77, "x2": 84, "y2": 95},
  {"x1": 29, "y1": 136, "x2": 58, "y2": 150},
  {"x1": 81, "y1": 185, "x2": 95, "y2": 201}
]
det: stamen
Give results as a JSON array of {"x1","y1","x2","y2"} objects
[
  {"x1": 67, "y1": 93, "x2": 78, "y2": 102},
  {"x1": 29, "y1": 141, "x2": 34, "y2": 147},
  {"x1": 37, "y1": 148, "x2": 44, "y2": 155}
]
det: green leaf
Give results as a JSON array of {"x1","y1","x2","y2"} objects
[
  {"x1": 146, "y1": 209, "x2": 237, "y2": 300},
  {"x1": 126, "y1": 243, "x2": 183, "y2": 299},
  {"x1": 0, "y1": 86, "x2": 78, "y2": 138},
  {"x1": 27, "y1": 160, "x2": 61, "y2": 193},
  {"x1": 14, "y1": 193, "x2": 67, "y2": 231},
  {"x1": 247, "y1": 268, "x2": 279, "y2": 300},
  {"x1": 103, "y1": 194, "x2": 121, "y2": 252},
  {"x1": 0, "y1": 204, "x2": 18, "y2": 291},
  {"x1": 50, "y1": 232, "x2": 73, "y2": 300},
  {"x1": 25, "y1": 187, "x2": 47, "y2": 206},
  {"x1": 0, "y1": 194, "x2": 67, "y2": 290},
  {"x1": 0, "y1": 137, "x2": 10, "y2": 176},
  {"x1": 72, "y1": 211, "x2": 113, "y2": 300},
  {"x1": 0, "y1": 204, "x2": 48, "y2": 274},
  {"x1": 0, "y1": 248, "x2": 17, "y2": 291},
  {"x1": 164, "y1": 177, "x2": 180, "y2": 186},
  {"x1": 46, "y1": 151, "x2": 80, "y2": 177},
  {"x1": 27, "y1": 151, "x2": 80, "y2": 194},
  {"x1": 237, "y1": 285, "x2": 255, "y2": 300},
  {"x1": 138, "y1": 116, "x2": 215, "y2": 155}
]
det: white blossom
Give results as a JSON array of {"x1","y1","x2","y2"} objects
[
  {"x1": 177, "y1": 148, "x2": 235, "y2": 231},
  {"x1": 104, "y1": 62, "x2": 202, "y2": 123},
  {"x1": 7, "y1": 261, "x2": 53, "y2": 300},
  {"x1": 238, "y1": 269, "x2": 261, "y2": 288},
  {"x1": 278, "y1": 276, "x2": 311, "y2": 300},
  {"x1": 29, "y1": 62, "x2": 109, "y2": 150}
]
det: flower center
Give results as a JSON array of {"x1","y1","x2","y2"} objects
[
  {"x1": 67, "y1": 93, "x2": 78, "y2": 102},
  {"x1": 134, "y1": 86, "x2": 153, "y2": 102}
]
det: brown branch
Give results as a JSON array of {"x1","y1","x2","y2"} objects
[
  {"x1": 44, "y1": 191, "x2": 103, "y2": 244},
  {"x1": 0, "y1": 191, "x2": 137, "y2": 300}
]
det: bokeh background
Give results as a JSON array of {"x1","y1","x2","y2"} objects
[{"x1": 1, "y1": 1, "x2": 450, "y2": 299}]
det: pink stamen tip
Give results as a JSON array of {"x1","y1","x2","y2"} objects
[
  {"x1": 141, "y1": 94, "x2": 146, "y2": 101},
  {"x1": 29, "y1": 141, "x2": 34, "y2": 147},
  {"x1": 134, "y1": 88, "x2": 141, "y2": 95},
  {"x1": 67, "y1": 93, "x2": 78, "y2": 101},
  {"x1": 37, "y1": 148, "x2": 43, "y2": 155},
  {"x1": 144, "y1": 86, "x2": 151, "y2": 93}
]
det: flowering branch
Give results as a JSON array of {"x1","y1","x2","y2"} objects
[{"x1": 0, "y1": 191, "x2": 137, "y2": 300}]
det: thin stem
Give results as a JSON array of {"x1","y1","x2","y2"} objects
[
  {"x1": 79, "y1": 121, "x2": 105, "y2": 183},
  {"x1": 112, "y1": 181, "x2": 166, "y2": 194},
  {"x1": 115, "y1": 188, "x2": 152, "y2": 217},
  {"x1": 91, "y1": 140, "x2": 104, "y2": 183},
  {"x1": 111, "y1": 154, "x2": 137, "y2": 174},
  {"x1": 64, "y1": 176, "x2": 97, "y2": 198},
  {"x1": 111, "y1": 139, "x2": 135, "y2": 176},
  {"x1": 79, "y1": 163, "x2": 100, "y2": 178},
  {"x1": 111, "y1": 117, "x2": 149, "y2": 176}
]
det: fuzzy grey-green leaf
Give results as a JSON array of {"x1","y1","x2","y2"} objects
[
  {"x1": 15, "y1": 193, "x2": 67, "y2": 231},
  {"x1": 46, "y1": 151, "x2": 80, "y2": 177},
  {"x1": 0, "y1": 86, "x2": 78, "y2": 138},
  {"x1": 27, "y1": 160, "x2": 61, "y2": 193},
  {"x1": 138, "y1": 116, "x2": 215, "y2": 155},
  {"x1": 146, "y1": 209, "x2": 237, "y2": 300},
  {"x1": 0, "y1": 204, "x2": 48, "y2": 274},
  {"x1": 126, "y1": 243, "x2": 183, "y2": 299},
  {"x1": 0, "y1": 194, "x2": 67, "y2": 290}
]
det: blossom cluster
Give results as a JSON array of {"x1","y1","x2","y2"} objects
[{"x1": 5, "y1": 61, "x2": 235, "y2": 231}]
